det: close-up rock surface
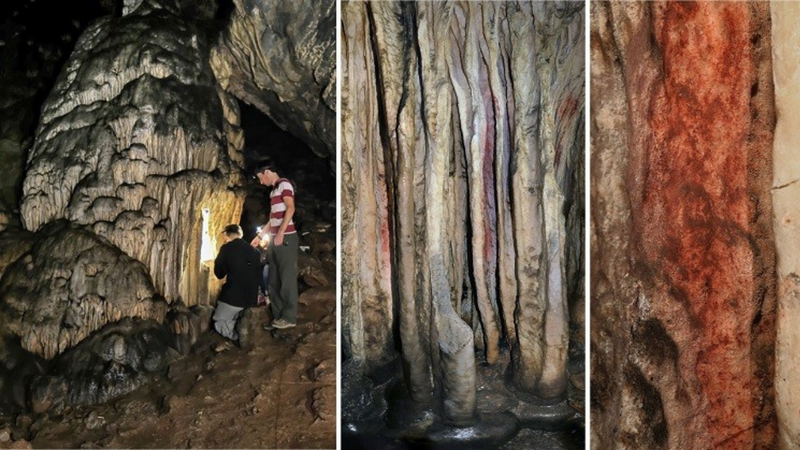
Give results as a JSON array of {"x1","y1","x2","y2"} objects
[
  {"x1": 591, "y1": 2, "x2": 778, "y2": 449},
  {"x1": 342, "y1": 1, "x2": 584, "y2": 448}
]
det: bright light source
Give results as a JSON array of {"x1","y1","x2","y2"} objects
[{"x1": 200, "y1": 208, "x2": 215, "y2": 265}]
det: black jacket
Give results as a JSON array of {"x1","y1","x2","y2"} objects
[{"x1": 214, "y1": 238, "x2": 261, "y2": 308}]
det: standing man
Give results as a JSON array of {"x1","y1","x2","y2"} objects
[
  {"x1": 213, "y1": 224, "x2": 261, "y2": 345},
  {"x1": 251, "y1": 162, "x2": 299, "y2": 330}
]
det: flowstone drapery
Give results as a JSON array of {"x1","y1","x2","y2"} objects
[{"x1": 342, "y1": 0, "x2": 584, "y2": 443}]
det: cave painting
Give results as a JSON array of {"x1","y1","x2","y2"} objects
[
  {"x1": 590, "y1": 1, "x2": 800, "y2": 449},
  {"x1": 342, "y1": 1, "x2": 585, "y2": 447}
]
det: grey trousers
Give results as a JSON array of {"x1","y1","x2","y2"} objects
[
  {"x1": 213, "y1": 301, "x2": 244, "y2": 340},
  {"x1": 268, "y1": 232, "x2": 299, "y2": 324}
]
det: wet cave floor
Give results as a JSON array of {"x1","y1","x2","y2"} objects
[
  {"x1": 342, "y1": 346, "x2": 585, "y2": 449},
  {"x1": 0, "y1": 288, "x2": 337, "y2": 449}
]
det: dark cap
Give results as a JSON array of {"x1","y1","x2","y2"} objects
[{"x1": 222, "y1": 224, "x2": 243, "y2": 236}]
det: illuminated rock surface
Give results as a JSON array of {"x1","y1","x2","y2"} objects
[
  {"x1": 590, "y1": 2, "x2": 776, "y2": 448},
  {"x1": 342, "y1": 0, "x2": 584, "y2": 446},
  {"x1": 18, "y1": 0, "x2": 245, "y2": 306}
]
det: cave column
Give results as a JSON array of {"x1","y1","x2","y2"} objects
[
  {"x1": 369, "y1": 0, "x2": 434, "y2": 401},
  {"x1": 507, "y1": 2, "x2": 548, "y2": 398},
  {"x1": 418, "y1": 2, "x2": 477, "y2": 425},
  {"x1": 447, "y1": 2, "x2": 502, "y2": 365},
  {"x1": 484, "y1": 2, "x2": 518, "y2": 348}
]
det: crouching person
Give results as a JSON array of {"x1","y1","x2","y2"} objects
[{"x1": 213, "y1": 224, "x2": 261, "y2": 345}]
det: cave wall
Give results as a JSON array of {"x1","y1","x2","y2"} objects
[
  {"x1": 771, "y1": 3, "x2": 800, "y2": 448},
  {"x1": 342, "y1": 0, "x2": 584, "y2": 420},
  {"x1": 590, "y1": 2, "x2": 777, "y2": 448},
  {"x1": 211, "y1": 0, "x2": 336, "y2": 162},
  {"x1": 0, "y1": 0, "x2": 111, "y2": 220},
  {"x1": 7, "y1": 0, "x2": 245, "y2": 359}
]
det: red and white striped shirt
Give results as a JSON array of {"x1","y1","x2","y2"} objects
[{"x1": 269, "y1": 178, "x2": 296, "y2": 236}]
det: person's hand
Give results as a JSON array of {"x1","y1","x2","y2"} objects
[
  {"x1": 274, "y1": 232, "x2": 284, "y2": 246},
  {"x1": 250, "y1": 236, "x2": 261, "y2": 247}
]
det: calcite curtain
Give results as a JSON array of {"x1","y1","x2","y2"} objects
[
  {"x1": 342, "y1": 0, "x2": 584, "y2": 422},
  {"x1": 591, "y1": 2, "x2": 776, "y2": 448}
]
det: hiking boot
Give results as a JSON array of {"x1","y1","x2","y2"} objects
[{"x1": 272, "y1": 319, "x2": 296, "y2": 329}]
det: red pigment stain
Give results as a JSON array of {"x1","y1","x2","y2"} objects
[
  {"x1": 555, "y1": 95, "x2": 578, "y2": 169},
  {"x1": 482, "y1": 85, "x2": 497, "y2": 266},
  {"x1": 641, "y1": 2, "x2": 757, "y2": 446},
  {"x1": 558, "y1": 96, "x2": 579, "y2": 121}
]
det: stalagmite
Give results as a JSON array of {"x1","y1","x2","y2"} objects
[
  {"x1": 419, "y1": 3, "x2": 477, "y2": 423},
  {"x1": 0, "y1": 0, "x2": 337, "y2": 419},
  {"x1": 591, "y1": 2, "x2": 777, "y2": 448},
  {"x1": 448, "y1": 2, "x2": 502, "y2": 366},
  {"x1": 19, "y1": 0, "x2": 245, "y2": 307}
]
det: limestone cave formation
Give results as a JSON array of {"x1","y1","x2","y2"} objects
[
  {"x1": 0, "y1": 0, "x2": 335, "y2": 447},
  {"x1": 341, "y1": 1, "x2": 585, "y2": 448},
  {"x1": 590, "y1": 2, "x2": 795, "y2": 449}
]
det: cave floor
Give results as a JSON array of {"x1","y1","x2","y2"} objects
[{"x1": 4, "y1": 287, "x2": 337, "y2": 449}]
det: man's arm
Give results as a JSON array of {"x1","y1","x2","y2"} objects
[
  {"x1": 214, "y1": 245, "x2": 227, "y2": 279},
  {"x1": 251, "y1": 228, "x2": 268, "y2": 247}
]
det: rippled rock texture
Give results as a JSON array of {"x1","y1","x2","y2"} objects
[
  {"x1": 18, "y1": 0, "x2": 246, "y2": 306},
  {"x1": 591, "y1": 2, "x2": 777, "y2": 448},
  {"x1": 211, "y1": 0, "x2": 336, "y2": 161},
  {"x1": 342, "y1": 0, "x2": 584, "y2": 444},
  {"x1": 0, "y1": 225, "x2": 168, "y2": 360}
]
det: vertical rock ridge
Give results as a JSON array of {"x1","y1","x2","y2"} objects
[
  {"x1": 770, "y1": 2, "x2": 800, "y2": 449},
  {"x1": 343, "y1": 0, "x2": 584, "y2": 422}
]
